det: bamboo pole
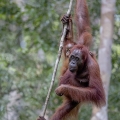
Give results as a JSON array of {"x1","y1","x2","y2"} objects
[{"x1": 41, "y1": 0, "x2": 73, "y2": 117}]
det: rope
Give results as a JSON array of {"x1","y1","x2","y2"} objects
[{"x1": 41, "y1": 0, "x2": 73, "y2": 117}]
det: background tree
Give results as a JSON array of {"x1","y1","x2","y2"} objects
[{"x1": 91, "y1": 0, "x2": 116, "y2": 120}]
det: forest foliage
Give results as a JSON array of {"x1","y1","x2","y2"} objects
[{"x1": 0, "y1": 0, "x2": 120, "y2": 120}]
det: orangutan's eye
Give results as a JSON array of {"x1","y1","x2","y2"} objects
[{"x1": 76, "y1": 57, "x2": 79, "y2": 61}]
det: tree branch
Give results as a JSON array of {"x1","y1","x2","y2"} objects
[{"x1": 41, "y1": 0, "x2": 73, "y2": 117}]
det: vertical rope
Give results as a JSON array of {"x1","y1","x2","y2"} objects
[{"x1": 41, "y1": 0, "x2": 73, "y2": 117}]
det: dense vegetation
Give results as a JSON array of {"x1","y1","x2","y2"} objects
[{"x1": 0, "y1": 0, "x2": 120, "y2": 120}]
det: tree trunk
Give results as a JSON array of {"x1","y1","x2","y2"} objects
[
  {"x1": 3, "y1": 91, "x2": 20, "y2": 120},
  {"x1": 91, "y1": 0, "x2": 116, "y2": 120}
]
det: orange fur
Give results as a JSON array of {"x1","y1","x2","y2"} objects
[
  {"x1": 51, "y1": 45, "x2": 105, "y2": 120},
  {"x1": 50, "y1": 0, "x2": 105, "y2": 120},
  {"x1": 75, "y1": 0, "x2": 92, "y2": 48}
]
